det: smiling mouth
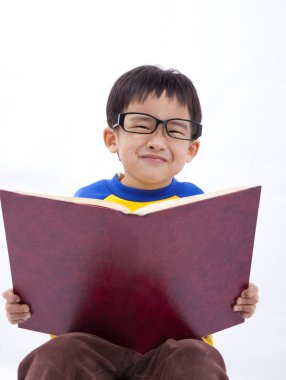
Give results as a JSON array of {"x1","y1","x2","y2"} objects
[{"x1": 141, "y1": 155, "x2": 168, "y2": 163}]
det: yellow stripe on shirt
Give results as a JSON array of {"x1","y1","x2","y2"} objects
[{"x1": 104, "y1": 194, "x2": 179, "y2": 213}]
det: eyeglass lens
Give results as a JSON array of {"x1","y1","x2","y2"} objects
[{"x1": 123, "y1": 114, "x2": 193, "y2": 140}]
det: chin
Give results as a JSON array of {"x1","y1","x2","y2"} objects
[{"x1": 141, "y1": 177, "x2": 172, "y2": 188}]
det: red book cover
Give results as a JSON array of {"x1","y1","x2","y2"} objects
[{"x1": 0, "y1": 186, "x2": 261, "y2": 353}]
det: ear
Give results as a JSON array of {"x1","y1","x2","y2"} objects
[
  {"x1": 186, "y1": 139, "x2": 200, "y2": 163},
  {"x1": 103, "y1": 127, "x2": 118, "y2": 153}
]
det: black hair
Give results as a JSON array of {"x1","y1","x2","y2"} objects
[{"x1": 106, "y1": 65, "x2": 202, "y2": 127}]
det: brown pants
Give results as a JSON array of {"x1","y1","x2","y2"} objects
[{"x1": 18, "y1": 333, "x2": 228, "y2": 380}]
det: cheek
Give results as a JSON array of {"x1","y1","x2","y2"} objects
[
  {"x1": 173, "y1": 146, "x2": 190, "y2": 164},
  {"x1": 123, "y1": 140, "x2": 145, "y2": 157},
  {"x1": 118, "y1": 144, "x2": 137, "y2": 162}
]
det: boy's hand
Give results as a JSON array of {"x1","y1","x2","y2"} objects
[
  {"x1": 233, "y1": 283, "x2": 259, "y2": 318},
  {"x1": 2, "y1": 288, "x2": 31, "y2": 324}
]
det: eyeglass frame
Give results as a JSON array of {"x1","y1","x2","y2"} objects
[{"x1": 111, "y1": 112, "x2": 202, "y2": 141}]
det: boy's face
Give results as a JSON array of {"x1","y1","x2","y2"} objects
[{"x1": 104, "y1": 92, "x2": 200, "y2": 190}]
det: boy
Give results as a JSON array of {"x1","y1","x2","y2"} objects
[{"x1": 3, "y1": 65, "x2": 259, "y2": 379}]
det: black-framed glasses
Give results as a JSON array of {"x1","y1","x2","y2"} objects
[{"x1": 112, "y1": 112, "x2": 202, "y2": 141}]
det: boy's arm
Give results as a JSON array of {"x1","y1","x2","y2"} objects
[
  {"x1": 2, "y1": 288, "x2": 31, "y2": 324},
  {"x1": 233, "y1": 283, "x2": 259, "y2": 318}
]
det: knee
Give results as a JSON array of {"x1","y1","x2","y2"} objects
[
  {"x1": 156, "y1": 339, "x2": 228, "y2": 379},
  {"x1": 19, "y1": 333, "x2": 84, "y2": 370},
  {"x1": 46, "y1": 332, "x2": 84, "y2": 351},
  {"x1": 18, "y1": 333, "x2": 86, "y2": 379},
  {"x1": 164, "y1": 338, "x2": 206, "y2": 354},
  {"x1": 164, "y1": 338, "x2": 226, "y2": 366},
  {"x1": 40, "y1": 333, "x2": 84, "y2": 357}
]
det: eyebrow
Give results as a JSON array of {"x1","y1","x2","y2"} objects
[{"x1": 128, "y1": 114, "x2": 153, "y2": 120}]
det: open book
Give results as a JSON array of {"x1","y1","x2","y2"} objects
[{"x1": 0, "y1": 186, "x2": 261, "y2": 353}]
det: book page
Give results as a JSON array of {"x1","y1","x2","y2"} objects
[
  {"x1": 0, "y1": 186, "x2": 250, "y2": 217},
  {"x1": 134, "y1": 186, "x2": 249, "y2": 216},
  {"x1": 0, "y1": 190, "x2": 131, "y2": 214}
]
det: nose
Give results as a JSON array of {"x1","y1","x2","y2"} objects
[{"x1": 146, "y1": 124, "x2": 168, "y2": 150}]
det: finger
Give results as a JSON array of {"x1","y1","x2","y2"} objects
[
  {"x1": 7, "y1": 315, "x2": 31, "y2": 325},
  {"x1": 241, "y1": 283, "x2": 259, "y2": 298},
  {"x1": 7, "y1": 312, "x2": 32, "y2": 323},
  {"x1": 2, "y1": 289, "x2": 21, "y2": 303},
  {"x1": 237, "y1": 311, "x2": 254, "y2": 319},
  {"x1": 6, "y1": 303, "x2": 30, "y2": 314},
  {"x1": 235, "y1": 294, "x2": 259, "y2": 306},
  {"x1": 8, "y1": 318, "x2": 24, "y2": 325},
  {"x1": 233, "y1": 304, "x2": 256, "y2": 314}
]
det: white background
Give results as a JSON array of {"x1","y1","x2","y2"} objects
[{"x1": 0, "y1": 1, "x2": 285, "y2": 379}]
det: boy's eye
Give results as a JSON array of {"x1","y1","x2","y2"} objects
[
  {"x1": 167, "y1": 122, "x2": 191, "y2": 138},
  {"x1": 124, "y1": 115, "x2": 155, "y2": 133},
  {"x1": 126, "y1": 121, "x2": 154, "y2": 132},
  {"x1": 168, "y1": 128, "x2": 185, "y2": 135},
  {"x1": 132, "y1": 124, "x2": 151, "y2": 130}
]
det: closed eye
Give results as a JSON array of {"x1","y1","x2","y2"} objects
[
  {"x1": 132, "y1": 125, "x2": 150, "y2": 129},
  {"x1": 168, "y1": 129, "x2": 185, "y2": 135},
  {"x1": 128, "y1": 124, "x2": 153, "y2": 132}
]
